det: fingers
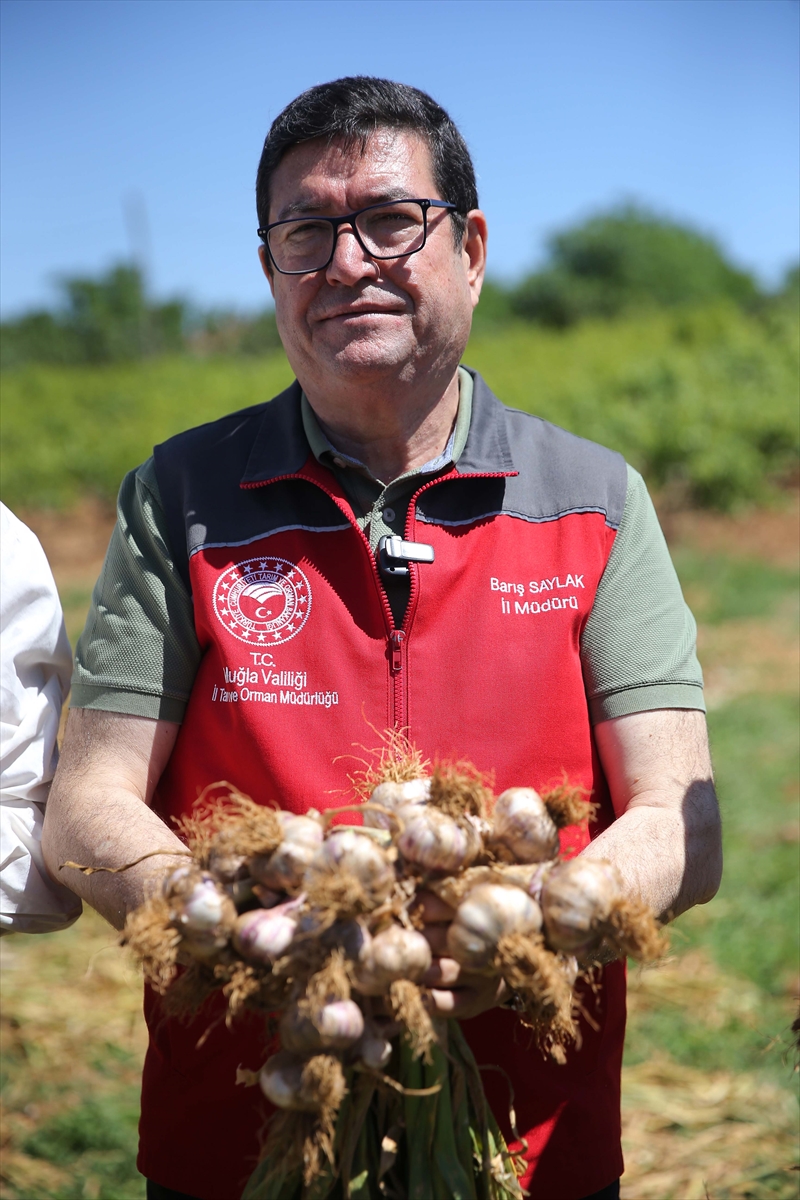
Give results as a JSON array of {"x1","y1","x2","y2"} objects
[
  {"x1": 421, "y1": 955, "x2": 508, "y2": 1019},
  {"x1": 429, "y1": 987, "x2": 461, "y2": 1015},
  {"x1": 422, "y1": 955, "x2": 463, "y2": 987},
  {"x1": 421, "y1": 924, "x2": 449, "y2": 956},
  {"x1": 428, "y1": 976, "x2": 507, "y2": 1020},
  {"x1": 410, "y1": 890, "x2": 455, "y2": 924}
]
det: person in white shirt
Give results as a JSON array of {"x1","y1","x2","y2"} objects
[{"x1": 1, "y1": 502, "x2": 81, "y2": 933}]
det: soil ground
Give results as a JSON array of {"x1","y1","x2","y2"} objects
[{"x1": 1, "y1": 494, "x2": 798, "y2": 1200}]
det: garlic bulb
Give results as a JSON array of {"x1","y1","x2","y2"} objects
[
  {"x1": 397, "y1": 806, "x2": 481, "y2": 873},
  {"x1": 466, "y1": 813, "x2": 493, "y2": 839},
  {"x1": 306, "y1": 830, "x2": 396, "y2": 906},
  {"x1": 164, "y1": 868, "x2": 237, "y2": 934},
  {"x1": 316, "y1": 999, "x2": 365, "y2": 1047},
  {"x1": 540, "y1": 858, "x2": 623, "y2": 953},
  {"x1": 249, "y1": 814, "x2": 323, "y2": 892},
  {"x1": 364, "y1": 778, "x2": 430, "y2": 829},
  {"x1": 207, "y1": 844, "x2": 248, "y2": 883},
  {"x1": 321, "y1": 917, "x2": 373, "y2": 964},
  {"x1": 280, "y1": 999, "x2": 365, "y2": 1055},
  {"x1": 259, "y1": 1051, "x2": 319, "y2": 1111},
  {"x1": 357, "y1": 1023, "x2": 393, "y2": 1070},
  {"x1": 491, "y1": 788, "x2": 559, "y2": 863},
  {"x1": 354, "y1": 924, "x2": 431, "y2": 994},
  {"x1": 232, "y1": 896, "x2": 302, "y2": 963},
  {"x1": 447, "y1": 883, "x2": 542, "y2": 971}
]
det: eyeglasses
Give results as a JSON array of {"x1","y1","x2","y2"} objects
[{"x1": 258, "y1": 198, "x2": 460, "y2": 275}]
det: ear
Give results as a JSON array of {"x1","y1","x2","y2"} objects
[
  {"x1": 258, "y1": 245, "x2": 276, "y2": 298},
  {"x1": 462, "y1": 210, "x2": 488, "y2": 308}
]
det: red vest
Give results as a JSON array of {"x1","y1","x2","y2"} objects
[{"x1": 142, "y1": 372, "x2": 628, "y2": 1199}]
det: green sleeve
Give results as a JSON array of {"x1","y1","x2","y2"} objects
[
  {"x1": 70, "y1": 457, "x2": 200, "y2": 722},
  {"x1": 582, "y1": 464, "x2": 705, "y2": 724}
]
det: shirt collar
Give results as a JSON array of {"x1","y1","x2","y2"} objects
[
  {"x1": 300, "y1": 366, "x2": 473, "y2": 486},
  {"x1": 241, "y1": 366, "x2": 512, "y2": 485}
]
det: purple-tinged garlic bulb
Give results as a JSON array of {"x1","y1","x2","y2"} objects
[
  {"x1": 397, "y1": 806, "x2": 481, "y2": 874},
  {"x1": 316, "y1": 999, "x2": 364, "y2": 1047},
  {"x1": 280, "y1": 999, "x2": 365, "y2": 1055},
  {"x1": 354, "y1": 924, "x2": 432, "y2": 995},
  {"x1": 364, "y1": 778, "x2": 430, "y2": 829},
  {"x1": 491, "y1": 788, "x2": 559, "y2": 863},
  {"x1": 305, "y1": 830, "x2": 396, "y2": 907},
  {"x1": 232, "y1": 895, "x2": 303, "y2": 964},
  {"x1": 447, "y1": 883, "x2": 542, "y2": 972},
  {"x1": 249, "y1": 814, "x2": 323, "y2": 893},
  {"x1": 163, "y1": 867, "x2": 237, "y2": 959},
  {"x1": 540, "y1": 858, "x2": 623, "y2": 954}
]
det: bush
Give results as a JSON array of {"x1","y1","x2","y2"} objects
[
  {"x1": 1, "y1": 302, "x2": 796, "y2": 513},
  {"x1": 0, "y1": 265, "x2": 187, "y2": 368},
  {"x1": 509, "y1": 204, "x2": 759, "y2": 327},
  {"x1": 0, "y1": 261, "x2": 282, "y2": 369},
  {"x1": 466, "y1": 302, "x2": 798, "y2": 508},
  {"x1": 0, "y1": 354, "x2": 295, "y2": 509}
]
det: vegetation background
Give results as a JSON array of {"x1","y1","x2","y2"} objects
[{"x1": 0, "y1": 208, "x2": 798, "y2": 1199}]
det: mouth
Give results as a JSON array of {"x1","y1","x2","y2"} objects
[
  {"x1": 320, "y1": 310, "x2": 404, "y2": 323},
  {"x1": 315, "y1": 303, "x2": 407, "y2": 323}
]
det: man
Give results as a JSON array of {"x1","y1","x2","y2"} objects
[{"x1": 43, "y1": 77, "x2": 722, "y2": 1200}]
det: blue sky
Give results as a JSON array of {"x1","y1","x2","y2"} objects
[{"x1": 1, "y1": 0, "x2": 798, "y2": 317}]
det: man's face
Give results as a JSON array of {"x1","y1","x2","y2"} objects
[{"x1": 261, "y1": 130, "x2": 485, "y2": 395}]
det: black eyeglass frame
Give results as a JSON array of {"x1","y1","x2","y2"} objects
[{"x1": 257, "y1": 198, "x2": 461, "y2": 275}]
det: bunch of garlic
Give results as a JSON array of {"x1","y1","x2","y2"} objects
[{"x1": 125, "y1": 772, "x2": 662, "y2": 1127}]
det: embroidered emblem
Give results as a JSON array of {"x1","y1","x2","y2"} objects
[{"x1": 213, "y1": 557, "x2": 312, "y2": 645}]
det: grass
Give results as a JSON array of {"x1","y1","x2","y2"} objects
[
  {"x1": 1, "y1": 496, "x2": 798, "y2": 1200},
  {"x1": 673, "y1": 551, "x2": 798, "y2": 625},
  {"x1": 1, "y1": 302, "x2": 797, "y2": 513},
  {"x1": 618, "y1": 506, "x2": 799, "y2": 1200},
  {"x1": 624, "y1": 692, "x2": 799, "y2": 1077},
  {"x1": 0, "y1": 354, "x2": 295, "y2": 510},
  {"x1": 0, "y1": 912, "x2": 147, "y2": 1199}
]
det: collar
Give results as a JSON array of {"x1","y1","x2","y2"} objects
[
  {"x1": 300, "y1": 366, "x2": 473, "y2": 485},
  {"x1": 241, "y1": 366, "x2": 515, "y2": 486}
]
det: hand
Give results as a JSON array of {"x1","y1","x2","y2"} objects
[{"x1": 411, "y1": 890, "x2": 508, "y2": 1020}]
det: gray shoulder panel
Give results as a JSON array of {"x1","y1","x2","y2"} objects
[
  {"x1": 502, "y1": 405, "x2": 627, "y2": 529},
  {"x1": 421, "y1": 370, "x2": 628, "y2": 530},
  {"x1": 152, "y1": 381, "x2": 343, "y2": 590}
]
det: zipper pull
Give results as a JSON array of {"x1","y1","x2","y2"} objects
[{"x1": 389, "y1": 629, "x2": 405, "y2": 673}]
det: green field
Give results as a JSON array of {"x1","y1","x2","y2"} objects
[{"x1": 1, "y1": 302, "x2": 797, "y2": 513}]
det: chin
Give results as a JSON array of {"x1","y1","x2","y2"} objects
[{"x1": 322, "y1": 334, "x2": 413, "y2": 377}]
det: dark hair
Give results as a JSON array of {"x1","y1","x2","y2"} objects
[{"x1": 256, "y1": 76, "x2": 478, "y2": 245}]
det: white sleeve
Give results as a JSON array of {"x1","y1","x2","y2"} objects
[{"x1": 0, "y1": 504, "x2": 82, "y2": 934}]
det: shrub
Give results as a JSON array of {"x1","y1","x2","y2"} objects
[{"x1": 509, "y1": 205, "x2": 759, "y2": 327}]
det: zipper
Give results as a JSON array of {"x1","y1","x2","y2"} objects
[
  {"x1": 389, "y1": 629, "x2": 405, "y2": 672},
  {"x1": 242, "y1": 462, "x2": 518, "y2": 733},
  {"x1": 242, "y1": 466, "x2": 409, "y2": 728},
  {"x1": 389, "y1": 629, "x2": 406, "y2": 729}
]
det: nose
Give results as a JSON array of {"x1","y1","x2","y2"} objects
[{"x1": 324, "y1": 222, "x2": 379, "y2": 285}]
